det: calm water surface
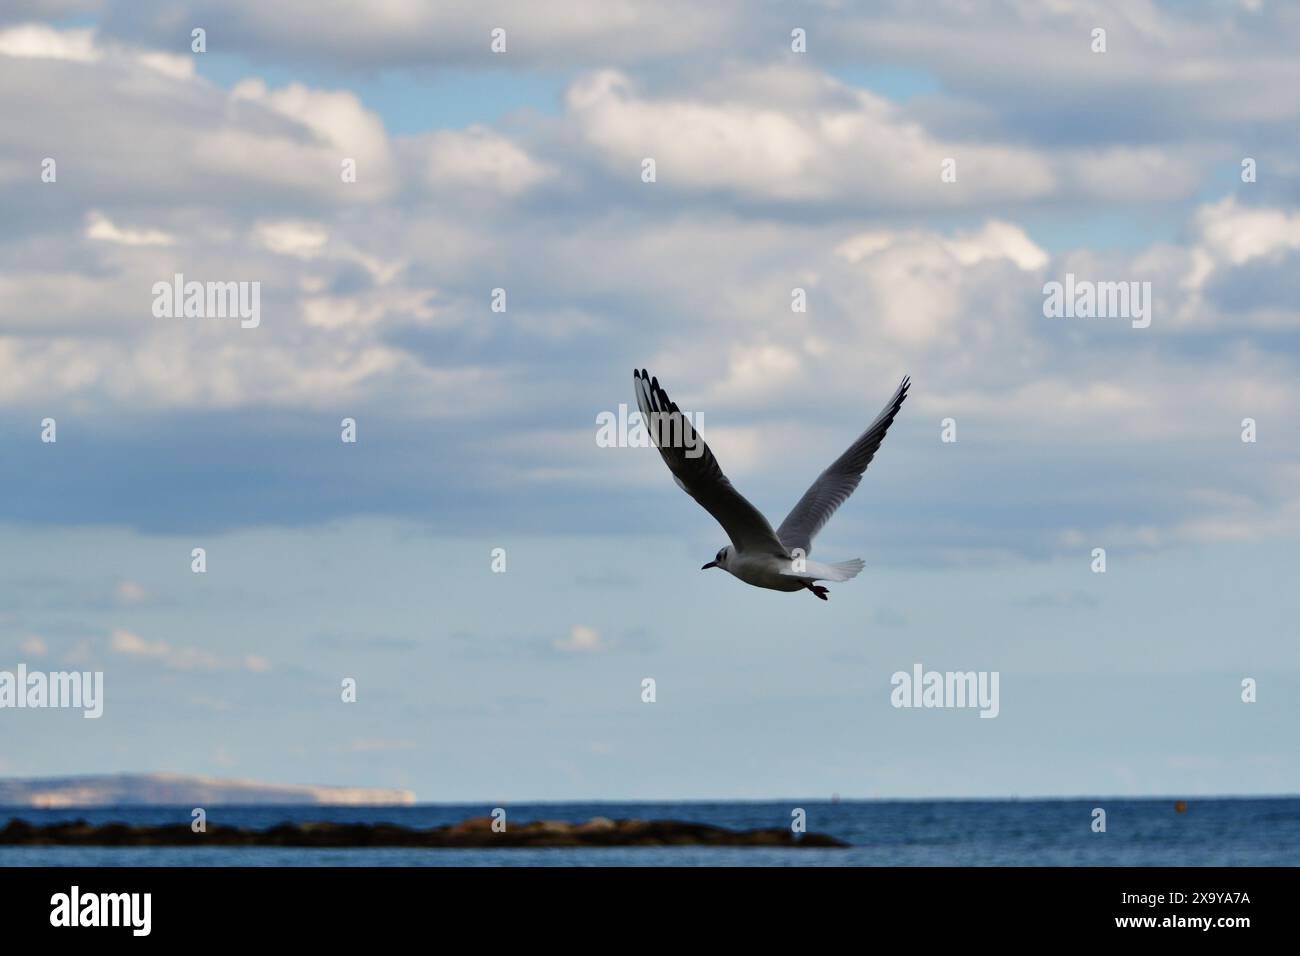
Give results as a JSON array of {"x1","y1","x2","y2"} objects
[{"x1": 2, "y1": 798, "x2": 1296, "y2": 866}]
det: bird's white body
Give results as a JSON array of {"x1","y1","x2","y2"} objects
[
  {"x1": 714, "y1": 548, "x2": 866, "y2": 592},
  {"x1": 634, "y1": 368, "x2": 908, "y2": 601},
  {"x1": 720, "y1": 550, "x2": 805, "y2": 592}
]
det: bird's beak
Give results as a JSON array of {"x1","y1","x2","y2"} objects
[{"x1": 701, "y1": 561, "x2": 717, "y2": 570}]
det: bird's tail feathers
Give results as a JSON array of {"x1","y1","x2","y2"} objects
[{"x1": 781, "y1": 557, "x2": 865, "y2": 583}]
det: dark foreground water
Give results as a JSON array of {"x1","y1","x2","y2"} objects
[{"x1": 2, "y1": 797, "x2": 1297, "y2": 866}]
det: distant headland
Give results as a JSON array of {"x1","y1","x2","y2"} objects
[{"x1": 0, "y1": 773, "x2": 416, "y2": 808}]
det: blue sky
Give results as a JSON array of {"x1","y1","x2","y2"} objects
[{"x1": 1, "y1": 0, "x2": 1298, "y2": 800}]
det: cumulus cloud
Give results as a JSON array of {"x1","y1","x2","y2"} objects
[
  {"x1": 561, "y1": 64, "x2": 1213, "y2": 209},
  {"x1": 0, "y1": 24, "x2": 552, "y2": 413},
  {"x1": 0, "y1": 13, "x2": 1298, "y2": 560},
  {"x1": 566, "y1": 67, "x2": 1056, "y2": 207},
  {"x1": 1124, "y1": 196, "x2": 1300, "y2": 331},
  {"x1": 85, "y1": 211, "x2": 174, "y2": 247},
  {"x1": 0, "y1": 23, "x2": 97, "y2": 61},
  {"x1": 109, "y1": 628, "x2": 271, "y2": 672},
  {"x1": 1193, "y1": 197, "x2": 1300, "y2": 271},
  {"x1": 92, "y1": 0, "x2": 740, "y2": 68},
  {"x1": 820, "y1": 0, "x2": 1300, "y2": 142},
  {"x1": 554, "y1": 625, "x2": 607, "y2": 653},
  {"x1": 20, "y1": 635, "x2": 48, "y2": 656},
  {"x1": 417, "y1": 126, "x2": 554, "y2": 197},
  {"x1": 253, "y1": 220, "x2": 330, "y2": 259},
  {"x1": 110, "y1": 628, "x2": 221, "y2": 671},
  {"x1": 0, "y1": 25, "x2": 394, "y2": 207},
  {"x1": 221, "y1": 79, "x2": 396, "y2": 201},
  {"x1": 113, "y1": 581, "x2": 148, "y2": 605}
]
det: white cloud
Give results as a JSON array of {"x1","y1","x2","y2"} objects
[
  {"x1": 113, "y1": 581, "x2": 147, "y2": 605},
  {"x1": 85, "y1": 211, "x2": 174, "y2": 247},
  {"x1": 420, "y1": 126, "x2": 553, "y2": 196},
  {"x1": 1193, "y1": 196, "x2": 1300, "y2": 270},
  {"x1": 1, "y1": 16, "x2": 1298, "y2": 559},
  {"x1": 109, "y1": 631, "x2": 272, "y2": 674},
  {"x1": 81, "y1": 1, "x2": 740, "y2": 68},
  {"x1": 711, "y1": 343, "x2": 802, "y2": 402},
  {"x1": 0, "y1": 23, "x2": 193, "y2": 79},
  {"x1": 253, "y1": 220, "x2": 330, "y2": 259},
  {"x1": 832, "y1": 220, "x2": 1048, "y2": 348},
  {"x1": 0, "y1": 24, "x2": 98, "y2": 62},
  {"x1": 1135, "y1": 197, "x2": 1300, "y2": 331},
  {"x1": 109, "y1": 628, "x2": 221, "y2": 671},
  {"x1": 554, "y1": 625, "x2": 607, "y2": 653},
  {"x1": 133, "y1": 50, "x2": 193, "y2": 80},
  {"x1": 20, "y1": 635, "x2": 47, "y2": 656},
  {"x1": 1063, "y1": 147, "x2": 1203, "y2": 203},
  {"x1": 566, "y1": 67, "x2": 1055, "y2": 207},
  {"x1": 213, "y1": 80, "x2": 396, "y2": 202}
]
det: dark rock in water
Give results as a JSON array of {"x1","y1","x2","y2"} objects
[{"x1": 0, "y1": 816, "x2": 847, "y2": 849}]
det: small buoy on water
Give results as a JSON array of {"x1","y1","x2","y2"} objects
[{"x1": 1175, "y1": 800, "x2": 1188, "y2": 814}]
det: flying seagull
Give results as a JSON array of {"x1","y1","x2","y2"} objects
[{"x1": 633, "y1": 369, "x2": 909, "y2": 600}]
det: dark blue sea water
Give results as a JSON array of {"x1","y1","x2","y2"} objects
[{"x1": 2, "y1": 797, "x2": 1297, "y2": 866}]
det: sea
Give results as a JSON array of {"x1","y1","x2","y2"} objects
[{"x1": 2, "y1": 797, "x2": 1297, "y2": 866}]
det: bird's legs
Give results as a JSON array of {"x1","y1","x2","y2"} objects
[{"x1": 803, "y1": 582, "x2": 829, "y2": 601}]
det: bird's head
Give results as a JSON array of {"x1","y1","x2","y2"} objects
[{"x1": 701, "y1": 546, "x2": 730, "y2": 570}]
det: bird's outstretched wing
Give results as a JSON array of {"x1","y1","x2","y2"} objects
[
  {"x1": 634, "y1": 369, "x2": 788, "y2": 556},
  {"x1": 776, "y1": 376, "x2": 910, "y2": 555}
]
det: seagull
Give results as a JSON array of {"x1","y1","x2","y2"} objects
[{"x1": 633, "y1": 369, "x2": 909, "y2": 600}]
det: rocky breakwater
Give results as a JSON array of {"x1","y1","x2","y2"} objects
[{"x1": 0, "y1": 815, "x2": 847, "y2": 848}]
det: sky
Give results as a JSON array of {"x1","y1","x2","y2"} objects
[{"x1": 1, "y1": 0, "x2": 1298, "y2": 802}]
